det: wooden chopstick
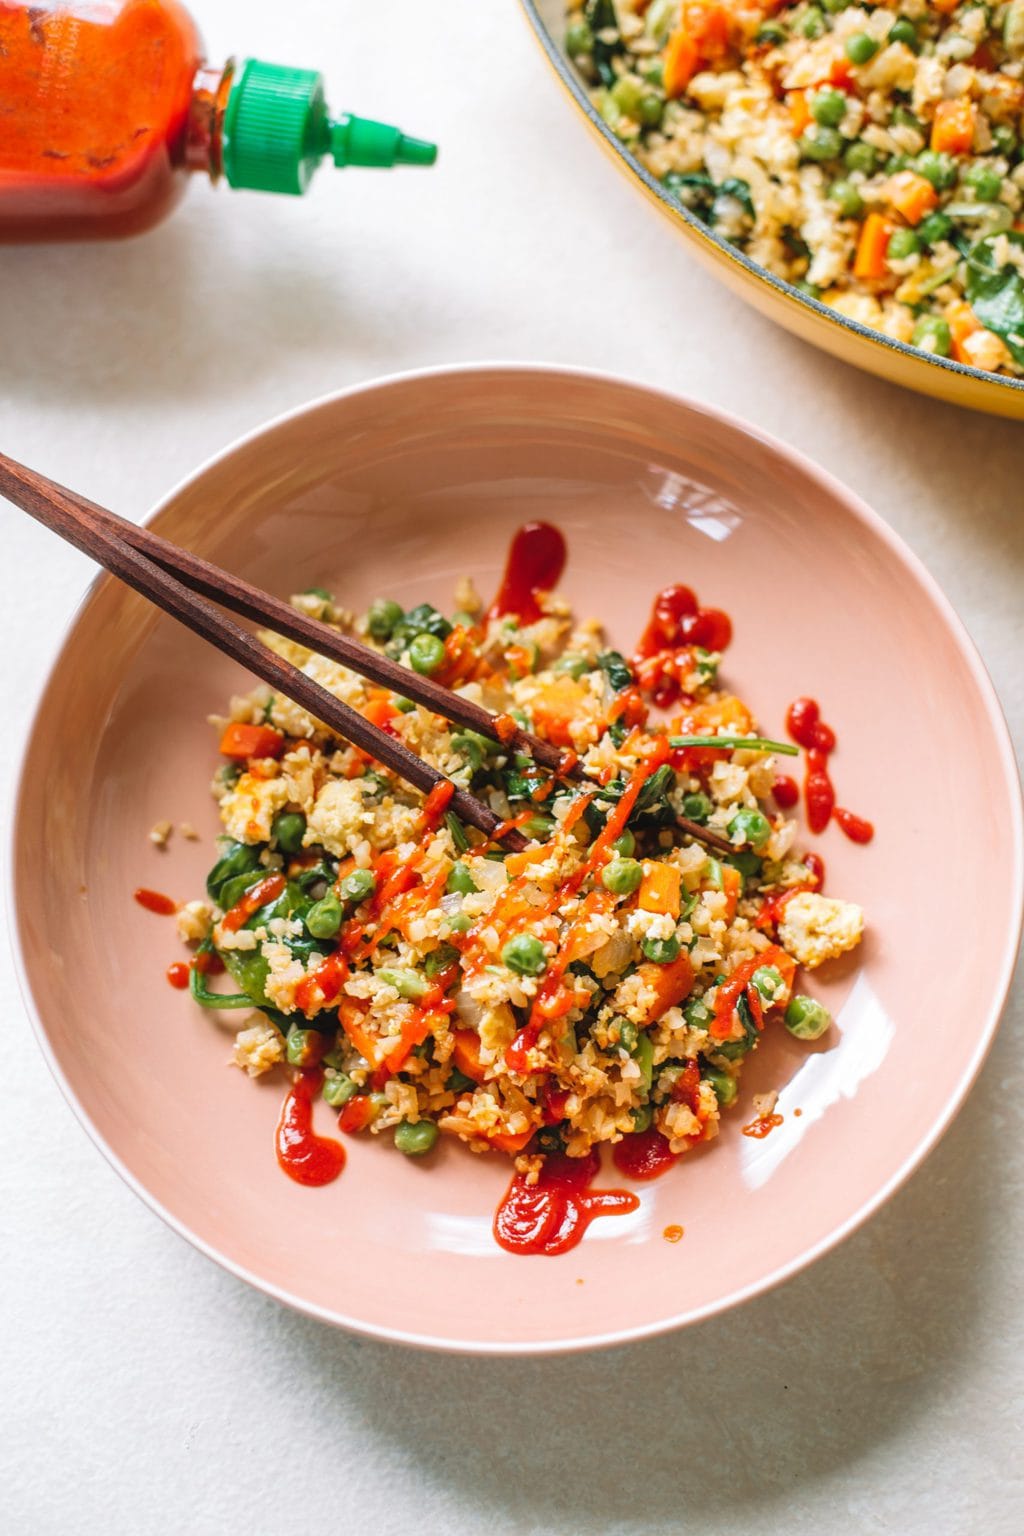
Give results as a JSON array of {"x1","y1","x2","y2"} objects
[
  {"x1": 2, "y1": 451, "x2": 734, "y2": 858},
  {"x1": 1, "y1": 452, "x2": 529, "y2": 852}
]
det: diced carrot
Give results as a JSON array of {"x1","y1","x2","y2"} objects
[
  {"x1": 683, "y1": 1, "x2": 730, "y2": 58},
  {"x1": 505, "y1": 843, "x2": 554, "y2": 878},
  {"x1": 339, "y1": 997, "x2": 384, "y2": 1068},
  {"x1": 531, "y1": 675, "x2": 588, "y2": 749},
  {"x1": 945, "y1": 299, "x2": 981, "y2": 363},
  {"x1": 931, "y1": 98, "x2": 976, "y2": 155},
  {"x1": 853, "y1": 213, "x2": 893, "y2": 280},
  {"x1": 664, "y1": 27, "x2": 699, "y2": 98},
  {"x1": 638, "y1": 861, "x2": 682, "y2": 918},
  {"x1": 488, "y1": 1128, "x2": 536, "y2": 1155},
  {"x1": 887, "y1": 170, "x2": 938, "y2": 226},
  {"x1": 218, "y1": 721, "x2": 285, "y2": 760},
  {"x1": 788, "y1": 90, "x2": 812, "y2": 138},
  {"x1": 681, "y1": 696, "x2": 755, "y2": 735},
  {"x1": 932, "y1": 0, "x2": 959, "y2": 12},
  {"x1": 452, "y1": 1029, "x2": 488, "y2": 1084},
  {"x1": 721, "y1": 865, "x2": 743, "y2": 923},
  {"x1": 361, "y1": 693, "x2": 397, "y2": 729},
  {"x1": 638, "y1": 953, "x2": 695, "y2": 1023}
]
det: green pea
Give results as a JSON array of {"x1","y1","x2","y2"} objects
[
  {"x1": 844, "y1": 140, "x2": 879, "y2": 175},
  {"x1": 634, "y1": 1031, "x2": 655, "y2": 1094},
  {"x1": 727, "y1": 807, "x2": 772, "y2": 851},
  {"x1": 451, "y1": 611, "x2": 478, "y2": 629},
  {"x1": 446, "y1": 911, "x2": 473, "y2": 935},
  {"x1": 992, "y1": 124, "x2": 1018, "y2": 158},
  {"x1": 611, "y1": 830, "x2": 636, "y2": 857},
  {"x1": 323, "y1": 1072, "x2": 357, "y2": 1108},
  {"x1": 889, "y1": 17, "x2": 918, "y2": 49},
  {"x1": 565, "y1": 20, "x2": 594, "y2": 57},
  {"x1": 784, "y1": 994, "x2": 832, "y2": 1040},
  {"x1": 703, "y1": 1069, "x2": 738, "y2": 1108},
  {"x1": 306, "y1": 890, "x2": 343, "y2": 939},
  {"x1": 822, "y1": 0, "x2": 851, "y2": 11},
  {"x1": 799, "y1": 125, "x2": 843, "y2": 162},
  {"x1": 912, "y1": 315, "x2": 952, "y2": 357},
  {"x1": 616, "y1": 1019, "x2": 639, "y2": 1053},
  {"x1": 681, "y1": 791, "x2": 712, "y2": 824},
  {"x1": 917, "y1": 211, "x2": 952, "y2": 246},
  {"x1": 811, "y1": 87, "x2": 847, "y2": 128},
  {"x1": 393, "y1": 696, "x2": 415, "y2": 713},
  {"x1": 642, "y1": 934, "x2": 681, "y2": 964},
  {"x1": 367, "y1": 598, "x2": 403, "y2": 640},
  {"x1": 915, "y1": 150, "x2": 957, "y2": 190},
  {"x1": 964, "y1": 162, "x2": 1003, "y2": 202},
  {"x1": 828, "y1": 178, "x2": 864, "y2": 217},
  {"x1": 601, "y1": 857, "x2": 644, "y2": 895},
  {"x1": 726, "y1": 850, "x2": 763, "y2": 879},
  {"x1": 751, "y1": 964, "x2": 785, "y2": 1000},
  {"x1": 340, "y1": 868, "x2": 376, "y2": 904},
  {"x1": 799, "y1": 6, "x2": 825, "y2": 37},
  {"x1": 425, "y1": 944, "x2": 460, "y2": 978},
  {"x1": 447, "y1": 1067, "x2": 475, "y2": 1094},
  {"x1": 637, "y1": 92, "x2": 664, "y2": 128},
  {"x1": 886, "y1": 226, "x2": 920, "y2": 261},
  {"x1": 446, "y1": 861, "x2": 478, "y2": 896},
  {"x1": 845, "y1": 32, "x2": 878, "y2": 64},
  {"x1": 756, "y1": 23, "x2": 786, "y2": 45},
  {"x1": 451, "y1": 732, "x2": 485, "y2": 771},
  {"x1": 684, "y1": 996, "x2": 714, "y2": 1030},
  {"x1": 408, "y1": 633, "x2": 446, "y2": 675},
  {"x1": 631, "y1": 1103, "x2": 654, "y2": 1133},
  {"x1": 286, "y1": 1026, "x2": 324, "y2": 1068},
  {"x1": 377, "y1": 966, "x2": 430, "y2": 1000},
  {"x1": 554, "y1": 653, "x2": 590, "y2": 680},
  {"x1": 394, "y1": 1119, "x2": 440, "y2": 1156},
  {"x1": 271, "y1": 811, "x2": 306, "y2": 855},
  {"x1": 502, "y1": 933, "x2": 548, "y2": 976}
]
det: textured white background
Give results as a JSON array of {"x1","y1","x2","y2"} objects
[{"x1": 2, "y1": 2, "x2": 1023, "y2": 1532}]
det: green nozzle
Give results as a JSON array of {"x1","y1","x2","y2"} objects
[{"x1": 221, "y1": 59, "x2": 437, "y2": 195}]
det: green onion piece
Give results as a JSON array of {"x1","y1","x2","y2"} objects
[{"x1": 668, "y1": 735, "x2": 799, "y2": 755}]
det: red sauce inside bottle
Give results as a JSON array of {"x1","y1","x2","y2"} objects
[
  {"x1": 487, "y1": 522, "x2": 567, "y2": 624},
  {"x1": 494, "y1": 1149, "x2": 638, "y2": 1255},
  {"x1": 134, "y1": 887, "x2": 178, "y2": 915},
  {"x1": 276, "y1": 1069, "x2": 346, "y2": 1187},
  {"x1": 611, "y1": 1127, "x2": 679, "y2": 1180},
  {"x1": 0, "y1": 0, "x2": 205, "y2": 241}
]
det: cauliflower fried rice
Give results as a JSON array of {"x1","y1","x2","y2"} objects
[
  {"x1": 567, "y1": 0, "x2": 1024, "y2": 374},
  {"x1": 176, "y1": 526, "x2": 865, "y2": 1248}
]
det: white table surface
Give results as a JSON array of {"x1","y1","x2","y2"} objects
[{"x1": 3, "y1": 3, "x2": 1023, "y2": 1531}]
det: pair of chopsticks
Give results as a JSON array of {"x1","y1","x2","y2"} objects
[{"x1": 1, "y1": 451, "x2": 732, "y2": 857}]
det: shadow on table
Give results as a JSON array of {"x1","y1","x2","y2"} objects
[{"x1": 277, "y1": 996, "x2": 1017, "y2": 1532}]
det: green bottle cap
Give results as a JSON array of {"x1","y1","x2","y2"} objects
[{"x1": 221, "y1": 58, "x2": 437, "y2": 195}]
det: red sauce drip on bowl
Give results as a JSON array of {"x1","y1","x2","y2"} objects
[
  {"x1": 663, "y1": 1224, "x2": 684, "y2": 1243},
  {"x1": 494, "y1": 1149, "x2": 638, "y2": 1256},
  {"x1": 488, "y1": 522, "x2": 567, "y2": 623},
  {"x1": 742, "y1": 1112, "x2": 784, "y2": 1140},
  {"x1": 785, "y1": 698, "x2": 872, "y2": 842},
  {"x1": 611, "y1": 1127, "x2": 680, "y2": 1181},
  {"x1": 276, "y1": 1070, "x2": 346, "y2": 1187},
  {"x1": 134, "y1": 887, "x2": 177, "y2": 915},
  {"x1": 166, "y1": 961, "x2": 190, "y2": 989}
]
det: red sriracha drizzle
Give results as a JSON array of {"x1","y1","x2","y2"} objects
[
  {"x1": 487, "y1": 521, "x2": 567, "y2": 623},
  {"x1": 494, "y1": 1149, "x2": 638, "y2": 1255},
  {"x1": 785, "y1": 697, "x2": 874, "y2": 844},
  {"x1": 276, "y1": 1069, "x2": 346, "y2": 1187},
  {"x1": 134, "y1": 887, "x2": 178, "y2": 915},
  {"x1": 612, "y1": 1127, "x2": 679, "y2": 1181},
  {"x1": 633, "y1": 584, "x2": 733, "y2": 709}
]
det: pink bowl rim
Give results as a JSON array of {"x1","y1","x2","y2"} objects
[{"x1": 8, "y1": 362, "x2": 1023, "y2": 1355}]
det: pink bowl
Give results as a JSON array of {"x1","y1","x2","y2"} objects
[{"x1": 11, "y1": 366, "x2": 1022, "y2": 1353}]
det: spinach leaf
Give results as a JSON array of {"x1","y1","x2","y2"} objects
[
  {"x1": 662, "y1": 171, "x2": 716, "y2": 220},
  {"x1": 206, "y1": 840, "x2": 263, "y2": 904},
  {"x1": 597, "y1": 649, "x2": 634, "y2": 692},
  {"x1": 714, "y1": 178, "x2": 755, "y2": 221},
  {"x1": 965, "y1": 233, "x2": 1024, "y2": 365},
  {"x1": 585, "y1": 0, "x2": 622, "y2": 86}
]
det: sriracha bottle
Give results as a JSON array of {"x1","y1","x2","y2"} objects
[{"x1": 0, "y1": 0, "x2": 436, "y2": 241}]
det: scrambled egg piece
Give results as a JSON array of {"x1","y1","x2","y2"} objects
[
  {"x1": 779, "y1": 893, "x2": 864, "y2": 969},
  {"x1": 232, "y1": 1021, "x2": 285, "y2": 1077},
  {"x1": 221, "y1": 771, "x2": 289, "y2": 844}
]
